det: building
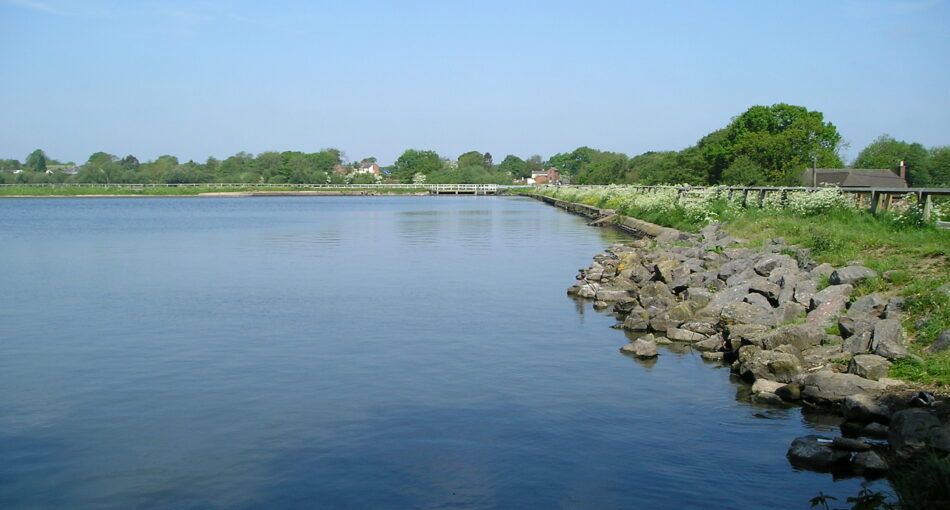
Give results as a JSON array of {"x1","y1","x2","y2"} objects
[
  {"x1": 800, "y1": 166, "x2": 907, "y2": 188},
  {"x1": 529, "y1": 167, "x2": 561, "y2": 185},
  {"x1": 355, "y1": 161, "x2": 380, "y2": 177}
]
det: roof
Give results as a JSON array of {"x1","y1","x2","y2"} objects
[{"x1": 800, "y1": 168, "x2": 907, "y2": 188}]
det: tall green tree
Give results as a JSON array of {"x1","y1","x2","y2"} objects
[
  {"x1": 25, "y1": 149, "x2": 48, "y2": 172},
  {"x1": 391, "y1": 149, "x2": 441, "y2": 182},
  {"x1": 722, "y1": 103, "x2": 843, "y2": 184},
  {"x1": 497, "y1": 155, "x2": 527, "y2": 178},
  {"x1": 853, "y1": 134, "x2": 931, "y2": 186},
  {"x1": 457, "y1": 151, "x2": 484, "y2": 168}
]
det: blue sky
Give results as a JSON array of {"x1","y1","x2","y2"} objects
[{"x1": 1, "y1": 0, "x2": 948, "y2": 166}]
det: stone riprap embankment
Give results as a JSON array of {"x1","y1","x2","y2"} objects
[{"x1": 554, "y1": 199, "x2": 949, "y2": 478}]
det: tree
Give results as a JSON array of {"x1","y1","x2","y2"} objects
[
  {"x1": 548, "y1": 146, "x2": 597, "y2": 178},
  {"x1": 497, "y1": 155, "x2": 527, "y2": 178},
  {"x1": 723, "y1": 103, "x2": 843, "y2": 184},
  {"x1": 119, "y1": 155, "x2": 140, "y2": 171},
  {"x1": 853, "y1": 134, "x2": 932, "y2": 186},
  {"x1": 721, "y1": 156, "x2": 767, "y2": 185},
  {"x1": 457, "y1": 151, "x2": 484, "y2": 168},
  {"x1": 928, "y1": 146, "x2": 950, "y2": 187},
  {"x1": 483, "y1": 152, "x2": 493, "y2": 170},
  {"x1": 392, "y1": 149, "x2": 441, "y2": 182},
  {"x1": 25, "y1": 149, "x2": 48, "y2": 172}
]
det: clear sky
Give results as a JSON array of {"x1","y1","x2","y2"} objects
[{"x1": 1, "y1": 0, "x2": 948, "y2": 166}]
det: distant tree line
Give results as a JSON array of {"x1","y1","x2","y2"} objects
[{"x1": 3, "y1": 103, "x2": 948, "y2": 186}]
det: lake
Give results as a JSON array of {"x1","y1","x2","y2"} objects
[{"x1": 0, "y1": 196, "x2": 882, "y2": 509}]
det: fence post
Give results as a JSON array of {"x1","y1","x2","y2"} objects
[{"x1": 922, "y1": 193, "x2": 933, "y2": 221}]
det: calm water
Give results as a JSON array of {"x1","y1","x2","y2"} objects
[{"x1": 0, "y1": 196, "x2": 880, "y2": 509}]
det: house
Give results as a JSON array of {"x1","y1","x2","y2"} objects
[
  {"x1": 529, "y1": 167, "x2": 561, "y2": 185},
  {"x1": 332, "y1": 164, "x2": 349, "y2": 175},
  {"x1": 355, "y1": 161, "x2": 380, "y2": 177},
  {"x1": 800, "y1": 166, "x2": 907, "y2": 188}
]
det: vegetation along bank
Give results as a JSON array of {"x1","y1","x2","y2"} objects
[{"x1": 531, "y1": 185, "x2": 949, "y2": 508}]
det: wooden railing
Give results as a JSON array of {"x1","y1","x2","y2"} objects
[{"x1": 541, "y1": 185, "x2": 950, "y2": 220}]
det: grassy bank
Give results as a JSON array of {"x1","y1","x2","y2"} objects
[
  {"x1": 535, "y1": 185, "x2": 950, "y2": 387},
  {"x1": 0, "y1": 185, "x2": 431, "y2": 196}
]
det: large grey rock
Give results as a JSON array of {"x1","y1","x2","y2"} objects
[
  {"x1": 737, "y1": 345, "x2": 803, "y2": 383},
  {"x1": 774, "y1": 301, "x2": 808, "y2": 325},
  {"x1": 749, "y1": 278, "x2": 782, "y2": 304},
  {"x1": 802, "y1": 344, "x2": 848, "y2": 367},
  {"x1": 755, "y1": 324, "x2": 825, "y2": 351},
  {"x1": 696, "y1": 284, "x2": 751, "y2": 317},
  {"x1": 720, "y1": 302, "x2": 777, "y2": 327},
  {"x1": 666, "y1": 327, "x2": 706, "y2": 343},
  {"x1": 577, "y1": 282, "x2": 600, "y2": 299},
  {"x1": 727, "y1": 269, "x2": 758, "y2": 287},
  {"x1": 793, "y1": 280, "x2": 818, "y2": 308},
  {"x1": 753, "y1": 257, "x2": 780, "y2": 277},
  {"x1": 680, "y1": 319, "x2": 718, "y2": 336},
  {"x1": 928, "y1": 329, "x2": 950, "y2": 354},
  {"x1": 620, "y1": 338, "x2": 659, "y2": 359},
  {"x1": 684, "y1": 287, "x2": 713, "y2": 310},
  {"x1": 829, "y1": 266, "x2": 877, "y2": 286},
  {"x1": 637, "y1": 281, "x2": 676, "y2": 310},
  {"x1": 841, "y1": 393, "x2": 888, "y2": 423},
  {"x1": 843, "y1": 330, "x2": 873, "y2": 355},
  {"x1": 810, "y1": 263, "x2": 835, "y2": 279},
  {"x1": 847, "y1": 293, "x2": 887, "y2": 318},
  {"x1": 801, "y1": 372, "x2": 888, "y2": 405},
  {"x1": 776, "y1": 383, "x2": 801, "y2": 402},
  {"x1": 752, "y1": 379, "x2": 785, "y2": 394},
  {"x1": 806, "y1": 294, "x2": 848, "y2": 328},
  {"x1": 838, "y1": 314, "x2": 876, "y2": 339},
  {"x1": 694, "y1": 334, "x2": 724, "y2": 352},
  {"x1": 871, "y1": 319, "x2": 910, "y2": 360},
  {"x1": 594, "y1": 289, "x2": 632, "y2": 302},
  {"x1": 743, "y1": 292, "x2": 773, "y2": 311},
  {"x1": 888, "y1": 409, "x2": 950, "y2": 460},
  {"x1": 810, "y1": 284, "x2": 853, "y2": 310},
  {"x1": 851, "y1": 450, "x2": 888, "y2": 476},
  {"x1": 622, "y1": 306, "x2": 651, "y2": 331},
  {"x1": 787, "y1": 435, "x2": 851, "y2": 471},
  {"x1": 726, "y1": 323, "x2": 770, "y2": 351},
  {"x1": 848, "y1": 354, "x2": 892, "y2": 381}
]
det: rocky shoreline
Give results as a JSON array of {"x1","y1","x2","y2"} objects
[{"x1": 535, "y1": 194, "x2": 950, "y2": 480}]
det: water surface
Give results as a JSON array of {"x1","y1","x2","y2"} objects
[{"x1": 0, "y1": 196, "x2": 878, "y2": 509}]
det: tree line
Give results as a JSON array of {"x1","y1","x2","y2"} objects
[{"x1": 3, "y1": 103, "x2": 948, "y2": 187}]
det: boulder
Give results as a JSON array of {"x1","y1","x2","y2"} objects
[
  {"x1": 787, "y1": 435, "x2": 851, "y2": 471},
  {"x1": 700, "y1": 351, "x2": 725, "y2": 362},
  {"x1": 871, "y1": 319, "x2": 910, "y2": 360},
  {"x1": 810, "y1": 284, "x2": 853, "y2": 310},
  {"x1": 847, "y1": 293, "x2": 887, "y2": 318},
  {"x1": 577, "y1": 282, "x2": 600, "y2": 299},
  {"x1": 752, "y1": 379, "x2": 785, "y2": 394},
  {"x1": 622, "y1": 306, "x2": 651, "y2": 331},
  {"x1": 680, "y1": 319, "x2": 718, "y2": 336},
  {"x1": 749, "y1": 278, "x2": 781, "y2": 303},
  {"x1": 802, "y1": 345, "x2": 848, "y2": 367},
  {"x1": 684, "y1": 287, "x2": 713, "y2": 310},
  {"x1": 888, "y1": 409, "x2": 950, "y2": 460},
  {"x1": 666, "y1": 327, "x2": 706, "y2": 343},
  {"x1": 695, "y1": 334, "x2": 725, "y2": 352},
  {"x1": 720, "y1": 302, "x2": 777, "y2": 327},
  {"x1": 594, "y1": 289, "x2": 632, "y2": 302},
  {"x1": 737, "y1": 346, "x2": 803, "y2": 383},
  {"x1": 829, "y1": 266, "x2": 877, "y2": 286},
  {"x1": 753, "y1": 257, "x2": 780, "y2": 277},
  {"x1": 838, "y1": 315, "x2": 876, "y2": 339},
  {"x1": 928, "y1": 329, "x2": 950, "y2": 354},
  {"x1": 801, "y1": 372, "x2": 888, "y2": 405},
  {"x1": 776, "y1": 383, "x2": 801, "y2": 402},
  {"x1": 752, "y1": 392, "x2": 786, "y2": 406},
  {"x1": 774, "y1": 301, "x2": 807, "y2": 324},
  {"x1": 806, "y1": 294, "x2": 848, "y2": 328},
  {"x1": 851, "y1": 450, "x2": 888, "y2": 476},
  {"x1": 743, "y1": 292, "x2": 773, "y2": 311},
  {"x1": 843, "y1": 330, "x2": 873, "y2": 355},
  {"x1": 862, "y1": 423, "x2": 889, "y2": 439},
  {"x1": 841, "y1": 394, "x2": 888, "y2": 423},
  {"x1": 620, "y1": 338, "x2": 659, "y2": 359},
  {"x1": 810, "y1": 263, "x2": 835, "y2": 279},
  {"x1": 848, "y1": 354, "x2": 892, "y2": 381},
  {"x1": 756, "y1": 324, "x2": 825, "y2": 351},
  {"x1": 793, "y1": 280, "x2": 818, "y2": 308}
]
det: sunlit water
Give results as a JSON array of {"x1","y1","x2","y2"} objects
[{"x1": 0, "y1": 196, "x2": 882, "y2": 509}]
